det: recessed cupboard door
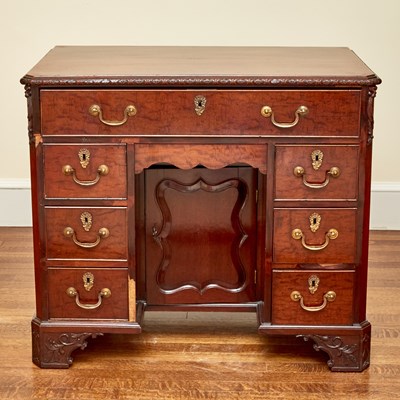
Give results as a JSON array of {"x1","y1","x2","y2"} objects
[{"x1": 145, "y1": 167, "x2": 258, "y2": 305}]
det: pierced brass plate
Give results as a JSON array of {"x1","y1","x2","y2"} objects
[
  {"x1": 309, "y1": 212, "x2": 321, "y2": 233},
  {"x1": 78, "y1": 148, "x2": 90, "y2": 169},
  {"x1": 83, "y1": 272, "x2": 94, "y2": 291},
  {"x1": 194, "y1": 95, "x2": 207, "y2": 115},
  {"x1": 80, "y1": 211, "x2": 93, "y2": 232},
  {"x1": 311, "y1": 149, "x2": 323, "y2": 170}
]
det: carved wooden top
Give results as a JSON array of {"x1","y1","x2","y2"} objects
[{"x1": 21, "y1": 46, "x2": 381, "y2": 87}]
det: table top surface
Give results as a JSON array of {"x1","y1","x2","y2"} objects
[{"x1": 22, "y1": 46, "x2": 379, "y2": 87}]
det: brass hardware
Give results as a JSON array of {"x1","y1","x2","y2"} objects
[
  {"x1": 62, "y1": 164, "x2": 109, "y2": 186},
  {"x1": 194, "y1": 95, "x2": 207, "y2": 115},
  {"x1": 63, "y1": 226, "x2": 110, "y2": 249},
  {"x1": 308, "y1": 275, "x2": 320, "y2": 294},
  {"x1": 329, "y1": 166, "x2": 340, "y2": 178},
  {"x1": 78, "y1": 148, "x2": 91, "y2": 168},
  {"x1": 290, "y1": 290, "x2": 336, "y2": 312},
  {"x1": 291, "y1": 228, "x2": 339, "y2": 251},
  {"x1": 309, "y1": 212, "x2": 321, "y2": 233},
  {"x1": 89, "y1": 104, "x2": 136, "y2": 126},
  {"x1": 66, "y1": 286, "x2": 111, "y2": 310},
  {"x1": 293, "y1": 165, "x2": 340, "y2": 189},
  {"x1": 261, "y1": 105, "x2": 308, "y2": 128},
  {"x1": 80, "y1": 212, "x2": 93, "y2": 232},
  {"x1": 83, "y1": 272, "x2": 95, "y2": 291},
  {"x1": 311, "y1": 149, "x2": 323, "y2": 170}
]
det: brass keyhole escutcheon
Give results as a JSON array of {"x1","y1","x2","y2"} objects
[
  {"x1": 83, "y1": 272, "x2": 95, "y2": 291},
  {"x1": 308, "y1": 275, "x2": 320, "y2": 294},
  {"x1": 194, "y1": 95, "x2": 207, "y2": 115},
  {"x1": 311, "y1": 149, "x2": 323, "y2": 170},
  {"x1": 80, "y1": 211, "x2": 93, "y2": 232},
  {"x1": 309, "y1": 212, "x2": 321, "y2": 233},
  {"x1": 78, "y1": 148, "x2": 91, "y2": 169}
]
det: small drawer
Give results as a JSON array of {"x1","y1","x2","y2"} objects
[
  {"x1": 271, "y1": 270, "x2": 354, "y2": 325},
  {"x1": 45, "y1": 207, "x2": 128, "y2": 260},
  {"x1": 48, "y1": 268, "x2": 128, "y2": 319},
  {"x1": 273, "y1": 208, "x2": 357, "y2": 263},
  {"x1": 40, "y1": 89, "x2": 361, "y2": 137},
  {"x1": 43, "y1": 144, "x2": 127, "y2": 199},
  {"x1": 275, "y1": 145, "x2": 359, "y2": 200}
]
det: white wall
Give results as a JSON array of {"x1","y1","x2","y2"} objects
[{"x1": 0, "y1": 0, "x2": 399, "y2": 228}]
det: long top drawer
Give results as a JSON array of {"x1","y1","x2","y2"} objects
[{"x1": 40, "y1": 89, "x2": 361, "y2": 137}]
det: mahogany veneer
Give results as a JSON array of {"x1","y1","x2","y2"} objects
[{"x1": 21, "y1": 46, "x2": 380, "y2": 371}]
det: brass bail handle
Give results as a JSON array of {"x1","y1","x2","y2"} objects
[
  {"x1": 293, "y1": 166, "x2": 340, "y2": 189},
  {"x1": 63, "y1": 226, "x2": 110, "y2": 249},
  {"x1": 62, "y1": 164, "x2": 109, "y2": 186},
  {"x1": 290, "y1": 290, "x2": 336, "y2": 312},
  {"x1": 89, "y1": 104, "x2": 137, "y2": 126},
  {"x1": 292, "y1": 228, "x2": 338, "y2": 251},
  {"x1": 261, "y1": 105, "x2": 308, "y2": 128},
  {"x1": 66, "y1": 287, "x2": 111, "y2": 310}
]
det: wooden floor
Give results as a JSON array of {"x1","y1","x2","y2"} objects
[{"x1": 0, "y1": 228, "x2": 399, "y2": 400}]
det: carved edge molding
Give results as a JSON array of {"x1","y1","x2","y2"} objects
[
  {"x1": 21, "y1": 75, "x2": 382, "y2": 88},
  {"x1": 23, "y1": 83, "x2": 35, "y2": 145},
  {"x1": 367, "y1": 86, "x2": 378, "y2": 145},
  {"x1": 298, "y1": 333, "x2": 370, "y2": 371},
  {"x1": 32, "y1": 327, "x2": 103, "y2": 368}
]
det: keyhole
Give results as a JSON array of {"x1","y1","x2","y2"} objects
[
  {"x1": 85, "y1": 217, "x2": 88, "y2": 224},
  {"x1": 315, "y1": 154, "x2": 319, "y2": 161},
  {"x1": 311, "y1": 279, "x2": 316, "y2": 287},
  {"x1": 313, "y1": 217, "x2": 317, "y2": 225},
  {"x1": 86, "y1": 276, "x2": 91, "y2": 284}
]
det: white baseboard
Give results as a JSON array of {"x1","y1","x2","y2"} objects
[
  {"x1": 370, "y1": 182, "x2": 400, "y2": 230},
  {"x1": 0, "y1": 179, "x2": 399, "y2": 229},
  {"x1": 0, "y1": 179, "x2": 32, "y2": 226}
]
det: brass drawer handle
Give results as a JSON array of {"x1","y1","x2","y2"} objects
[
  {"x1": 66, "y1": 287, "x2": 111, "y2": 310},
  {"x1": 261, "y1": 105, "x2": 308, "y2": 128},
  {"x1": 63, "y1": 226, "x2": 110, "y2": 249},
  {"x1": 293, "y1": 166, "x2": 340, "y2": 189},
  {"x1": 292, "y1": 228, "x2": 338, "y2": 251},
  {"x1": 290, "y1": 290, "x2": 336, "y2": 312},
  {"x1": 89, "y1": 104, "x2": 136, "y2": 126},
  {"x1": 62, "y1": 164, "x2": 109, "y2": 186}
]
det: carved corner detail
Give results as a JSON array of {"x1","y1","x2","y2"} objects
[
  {"x1": 298, "y1": 333, "x2": 370, "y2": 372},
  {"x1": 23, "y1": 83, "x2": 36, "y2": 145},
  {"x1": 367, "y1": 86, "x2": 377, "y2": 145},
  {"x1": 32, "y1": 326, "x2": 103, "y2": 368}
]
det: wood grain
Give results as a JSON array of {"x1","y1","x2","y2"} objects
[
  {"x1": 43, "y1": 143, "x2": 127, "y2": 199},
  {"x1": 45, "y1": 206, "x2": 128, "y2": 260},
  {"x1": 40, "y1": 89, "x2": 361, "y2": 136},
  {"x1": 0, "y1": 228, "x2": 399, "y2": 399},
  {"x1": 273, "y1": 208, "x2": 357, "y2": 263},
  {"x1": 24, "y1": 46, "x2": 377, "y2": 81},
  {"x1": 274, "y1": 144, "x2": 359, "y2": 201},
  {"x1": 134, "y1": 144, "x2": 268, "y2": 174}
]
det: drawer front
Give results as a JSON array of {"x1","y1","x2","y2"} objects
[
  {"x1": 44, "y1": 144, "x2": 127, "y2": 199},
  {"x1": 40, "y1": 89, "x2": 360, "y2": 136},
  {"x1": 271, "y1": 270, "x2": 354, "y2": 325},
  {"x1": 48, "y1": 268, "x2": 128, "y2": 319},
  {"x1": 273, "y1": 208, "x2": 357, "y2": 263},
  {"x1": 45, "y1": 207, "x2": 128, "y2": 260},
  {"x1": 275, "y1": 145, "x2": 359, "y2": 200}
]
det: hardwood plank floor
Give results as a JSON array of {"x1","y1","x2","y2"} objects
[{"x1": 0, "y1": 228, "x2": 399, "y2": 400}]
